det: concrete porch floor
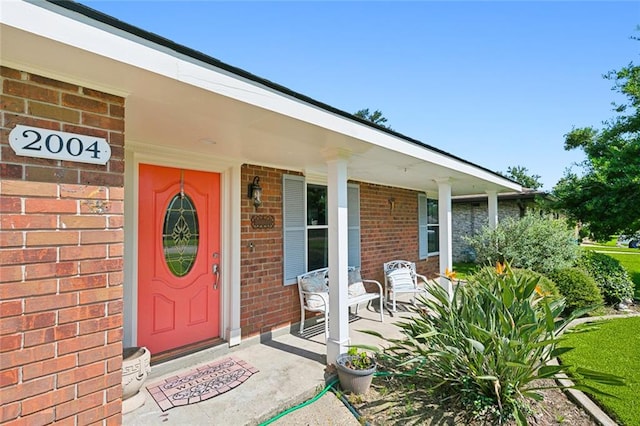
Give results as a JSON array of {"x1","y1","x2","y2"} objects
[{"x1": 123, "y1": 298, "x2": 420, "y2": 426}]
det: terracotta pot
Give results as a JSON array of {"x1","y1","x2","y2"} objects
[
  {"x1": 122, "y1": 347, "x2": 151, "y2": 413},
  {"x1": 335, "y1": 353, "x2": 376, "y2": 395}
]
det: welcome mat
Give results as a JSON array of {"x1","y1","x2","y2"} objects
[{"x1": 146, "y1": 357, "x2": 258, "y2": 411}]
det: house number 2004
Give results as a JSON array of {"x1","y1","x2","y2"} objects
[{"x1": 9, "y1": 125, "x2": 112, "y2": 165}]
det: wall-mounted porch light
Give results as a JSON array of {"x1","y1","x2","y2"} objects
[
  {"x1": 388, "y1": 197, "x2": 396, "y2": 213},
  {"x1": 248, "y1": 176, "x2": 262, "y2": 209}
]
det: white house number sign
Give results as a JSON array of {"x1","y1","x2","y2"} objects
[{"x1": 9, "y1": 125, "x2": 111, "y2": 165}]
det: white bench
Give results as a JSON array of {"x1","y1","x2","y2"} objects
[{"x1": 296, "y1": 266, "x2": 384, "y2": 340}]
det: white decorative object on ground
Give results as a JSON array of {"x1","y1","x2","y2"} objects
[{"x1": 122, "y1": 346, "x2": 151, "y2": 414}]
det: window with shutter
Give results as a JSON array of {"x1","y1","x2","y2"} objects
[
  {"x1": 283, "y1": 175, "x2": 361, "y2": 285},
  {"x1": 419, "y1": 194, "x2": 439, "y2": 259},
  {"x1": 347, "y1": 184, "x2": 361, "y2": 267}
]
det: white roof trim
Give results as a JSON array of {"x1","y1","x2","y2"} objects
[{"x1": 3, "y1": 0, "x2": 520, "y2": 192}]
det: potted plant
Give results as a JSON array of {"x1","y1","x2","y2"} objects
[
  {"x1": 335, "y1": 347, "x2": 376, "y2": 394},
  {"x1": 122, "y1": 346, "x2": 151, "y2": 413}
]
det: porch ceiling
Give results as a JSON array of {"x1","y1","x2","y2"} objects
[{"x1": 1, "y1": 1, "x2": 521, "y2": 196}]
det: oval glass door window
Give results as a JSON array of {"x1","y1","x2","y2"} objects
[{"x1": 163, "y1": 194, "x2": 199, "y2": 277}]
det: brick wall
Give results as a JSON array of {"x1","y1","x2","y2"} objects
[
  {"x1": 359, "y1": 182, "x2": 438, "y2": 283},
  {"x1": 240, "y1": 164, "x2": 297, "y2": 337},
  {"x1": 239, "y1": 165, "x2": 438, "y2": 338},
  {"x1": 0, "y1": 67, "x2": 124, "y2": 425}
]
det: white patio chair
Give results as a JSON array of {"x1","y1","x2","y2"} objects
[
  {"x1": 297, "y1": 268, "x2": 330, "y2": 339},
  {"x1": 347, "y1": 266, "x2": 384, "y2": 323},
  {"x1": 383, "y1": 260, "x2": 430, "y2": 312},
  {"x1": 297, "y1": 266, "x2": 384, "y2": 340}
]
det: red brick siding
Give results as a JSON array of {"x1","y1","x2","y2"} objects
[
  {"x1": 0, "y1": 67, "x2": 124, "y2": 425},
  {"x1": 240, "y1": 165, "x2": 298, "y2": 337},
  {"x1": 239, "y1": 165, "x2": 438, "y2": 339},
  {"x1": 1, "y1": 66, "x2": 124, "y2": 186},
  {"x1": 359, "y1": 182, "x2": 439, "y2": 283}
]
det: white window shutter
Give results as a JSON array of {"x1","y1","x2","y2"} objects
[
  {"x1": 418, "y1": 194, "x2": 428, "y2": 259},
  {"x1": 347, "y1": 184, "x2": 361, "y2": 267},
  {"x1": 283, "y1": 175, "x2": 306, "y2": 284}
]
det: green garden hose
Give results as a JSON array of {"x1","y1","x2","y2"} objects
[
  {"x1": 257, "y1": 378, "x2": 339, "y2": 426},
  {"x1": 258, "y1": 364, "x2": 424, "y2": 425}
]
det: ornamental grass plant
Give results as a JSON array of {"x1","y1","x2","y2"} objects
[{"x1": 363, "y1": 263, "x2": 624, "y2": 425}]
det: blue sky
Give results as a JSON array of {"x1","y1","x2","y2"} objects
[{"x1": 81, "y1": 1, "x2": 638, "y2": 190}]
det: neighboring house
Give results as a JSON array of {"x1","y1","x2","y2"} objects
[
  {"x1": 0, "y1": 1, "x2": 521, "y2": 424},
  {"x1": 451, "y1": 190, "x2": 551, "y2": 262}
]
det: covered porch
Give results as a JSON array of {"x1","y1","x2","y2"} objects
[
  {"x1": 124, "y1": 300, "x2": 417, "y2": 425},
  {"x1": 2, "y1": 0, "x2": 521, "y2": 378}
]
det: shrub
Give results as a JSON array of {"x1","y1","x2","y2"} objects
[
  {"x1": 575, "y1": 250, "x2": 634, "y2": 304},
  {"x1": 547, "y1": 267, "x2": 603, "y2": 313},
  {"x1": 464, "y1": 213, "x2": 579, "y2": 275},
  {"x1": 362, "y1": 263, "x2": 622, "y2": 424}
]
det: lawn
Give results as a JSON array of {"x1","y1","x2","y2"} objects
[
  {"x1": 582, "y1": 244, "x2": 640, "y2": 300},
  {"x1": 559, "y1": 317, "x2": 640, "y2": 426},
  {"x1": 451, "y1": 261, "x2": 478, "y2": 281},
  {"x1": 583, "y1": 245, "x2": 640, "y2": 253}
]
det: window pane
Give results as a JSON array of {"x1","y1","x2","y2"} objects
[
  {"x1": 427, "y1": 199, "x2": 439, "y2": 224},
  {"x1": 308, "y1": 228, "x2": 328, "y2": 270},
  {"x1": 428, "y1": 225, "x2": 439, "y2": 254},
  {"x1": 163, "y1": 194, "x2": 199, "y2": 277},
  {"x1": 307, "y1": 185, "x2": 327, "y2": 226}
]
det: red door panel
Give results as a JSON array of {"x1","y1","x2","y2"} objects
[{"x1": 138, "y1": 164, "x2": 220, "y2": 355}]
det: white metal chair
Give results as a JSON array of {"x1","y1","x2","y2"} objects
[
  {"x1": 346, "y1": 266, "x2": 384, "y2": 323},
  {"x1": 297, "y1": 268, "x2": 330, "y2": 339},
  {"x1": 297, "y1": 266, "x2": 384, "y2": 339},
  {"x1": 383, "y1": 260, "x2": 430, "y2": 311}
]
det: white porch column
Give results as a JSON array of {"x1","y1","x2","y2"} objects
[
  {"x1": 487, "y1": 190, "x2": 498, "y2": 229},
  {"x1": 436, "y1": 179, "x2": 453, "y2": 298},
  {"x1": 225, "y1": 164, "x2": 242, "y2": 346},
  {"x1": 326, "y1": 150, "x2": 350, "y2": 365}
]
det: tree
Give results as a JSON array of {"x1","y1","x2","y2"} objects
[
  {"x1": 501, "y1": 165, "x2": 543, "y2": 190},
  {"x1": 354, "y1": 108, "x2": 392, "y2": 129},
  {"x1": 552, "y1": 36, "x2": 640, "y2": 241}
]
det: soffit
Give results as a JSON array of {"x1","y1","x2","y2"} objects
[{"x1": 1, "y1": 1, "x2": 521, "y2": 196}]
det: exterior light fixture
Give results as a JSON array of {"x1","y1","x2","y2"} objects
[{"x1": 248, "y1": 176, "x2": 262, "y2": 209}]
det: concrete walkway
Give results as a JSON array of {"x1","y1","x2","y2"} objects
[{"x1": 123, "y1": 301, "x2": 417, "y2": 426}]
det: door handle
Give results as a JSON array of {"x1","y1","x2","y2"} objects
[{"x1": 212, "y1": 264, "x2": 219, "y2": 290}]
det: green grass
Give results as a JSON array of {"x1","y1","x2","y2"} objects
[
  {"x1": 583, "y1": 245, "x2": 640, "y2": 254},
  {"x1": 595, "y1": 235, "x2": 634, "y2": 247},
  {"x1": 600, "y1": 236, "x2": 619, "y2": 247},
  {"x1": 582, "y1": 244, "x2": 640, "y2": 300},
  {"x1": 451, "y1": 262, "x2": 479, "y2": 281},
  {"x1": 559, "y1": 317, "x2": 640, "y2": 426}
]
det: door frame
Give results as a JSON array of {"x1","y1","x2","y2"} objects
[{"x1": 122, "y1": 143, "x2": 243, "y2": 350}]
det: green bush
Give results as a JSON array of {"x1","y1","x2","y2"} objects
[
  {"x1": 361, "y1": 263, "x2": 622, "y2": 424},
  {"x1": 575, "y1": 250, "x2": 634, "y2": 304},
  {"x1": 547, "y1": 268, "x2": 603, "y2": 313},
  {"x1": 464, "y1": 213, "x2": 579, "y2": 275}
]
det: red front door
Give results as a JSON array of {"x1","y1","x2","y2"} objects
[{"x1": 137, "y1": 164, "x2": 220, "y2": 355}]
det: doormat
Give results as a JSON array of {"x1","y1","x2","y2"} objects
[{"x1": 146, "y1": 357, "x2": 259, "y2": 411}]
